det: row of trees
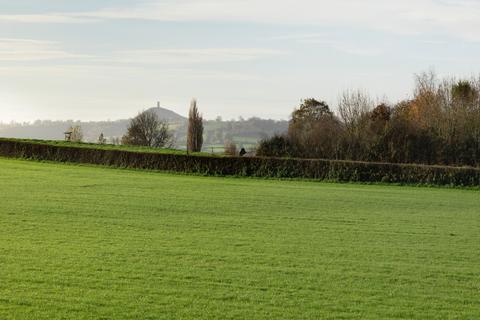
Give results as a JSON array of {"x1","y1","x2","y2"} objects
[
  {"x1": 258, "y1": 72, "x2": 480, "y2": 167},
  {"x1": 120, "y1": 99, "x2": 204, "y2": 152}
]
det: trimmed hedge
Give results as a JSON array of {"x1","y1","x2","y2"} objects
[{"x1": 1, "y1": 139, "x2": 479, "y2": 186}]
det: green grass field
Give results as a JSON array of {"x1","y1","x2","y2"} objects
[
  {"x1": 1, "y1": 158, "x2": 479, "y2": 319},
  {"x1": 0, "y1": 138, "x2": 220, "y2": 157}
]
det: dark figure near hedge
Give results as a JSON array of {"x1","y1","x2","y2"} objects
[
  {"x1": 239, "y1": 148, "x2": 247, "y2": 157},
  {"x1": 122, "y1": 110, "x2": 173, "y2": 148}
]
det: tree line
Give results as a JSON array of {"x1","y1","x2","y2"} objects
[
  {"x1": 63, "y1": 71, "x2": 480, "y2": 166},
  {"x1": 258, "y1": 72, "x2": 480, "y2": 167}
]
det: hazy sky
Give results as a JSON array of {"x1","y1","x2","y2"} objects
[{"x1": 1, "y1": 0, "x2": 480, "y2": 122}]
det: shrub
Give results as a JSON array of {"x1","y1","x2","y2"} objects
[
  {"x1": 224, "y1": 141, "x2": 237, "y2": 156},
  {"x1": 256, "y1": 135, "x2": 293, "y2": 158}
]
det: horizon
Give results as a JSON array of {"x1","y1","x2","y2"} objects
[
  {"x1": 0, "y1": 103, "x2": 292, "y2": 124},
  {"x1": 1, "y1": 0, "x2": 480, "y2": 122}
]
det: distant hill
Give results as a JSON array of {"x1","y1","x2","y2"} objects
[
  {"x1": 0, "y1": 106, "x2": 186, "y2": 142},
  {"x1": 145, "y1": 106, "x2": 186, "y2": 123},
  {"x1": 0, "y1": 107, "x2": 288, "y2": 149}
]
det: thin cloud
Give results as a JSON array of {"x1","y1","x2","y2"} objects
[
  {"x1": 0, "y1": 38, "x2": 87, "y2": 61},
  {"x1": 272, "y1": 33, "x2": 384, "y2": 57},
  {"x1": 0, "y1": 14, "x2": 92, "y2": 23},
  {"x1": 0, "y1": 38, "x2": 285, "y2": 65},
  {"x1": 2, "y1": 0, "x2": 479, "y2": 41},
  {"x1": 110, "y1": 48, "x2": 287, "y2": 65}
]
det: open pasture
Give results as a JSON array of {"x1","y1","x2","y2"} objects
[{"x1": 0, "y1": 158, "x2": 479, "y2": 319}]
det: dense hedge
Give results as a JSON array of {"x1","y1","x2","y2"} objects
[{"x1": 1, "y1": 139, "x2": 479, "y2": 186}]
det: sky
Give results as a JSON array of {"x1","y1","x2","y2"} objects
[{"x1": 1, "y1": 0, "x2": 480, "y2": 122}]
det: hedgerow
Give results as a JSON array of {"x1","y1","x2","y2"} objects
[{"x1": 1, "y1": 139, "x2": 479, "y2": 186}]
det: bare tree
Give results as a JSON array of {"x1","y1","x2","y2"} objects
[
  {"x1": 337, "y1": 90, "x2": 375, "y2": 159},
  {"x1": 338, "y1": 90, "x2": 374, "y2": 130},
  {"x1": 111, "y1": 137, "x2": 121, "y2": 145},
  {"x1": 121, "y1": 110, "x2": 174, "y2": 147},
  {"x1": 224, "y1": 140, "x2": 237, "y2": 156},
  {"x1": 67, "y1": 126, "x2": 83, "y2": 142},
  {"x1": 187, "y1": 99, "x2": 204, "y2": 152},
  {"x1": 413, "y1": 71, "x2": 444, "y2": 131}
]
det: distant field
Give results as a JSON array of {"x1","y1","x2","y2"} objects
[
  {"x1": 0, "y1": 137, "x2": 255, "y2": 156},
  {"x1": 1, "y1": 158, "x2": 479, "y2": 319},
  {"x1": 0, "y1": 138, "x2": 219, "y2": 157}
]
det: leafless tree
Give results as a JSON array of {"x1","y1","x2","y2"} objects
[
  {"x1": 121, "y1": 110, "x2": 174, "y2": 148},
  {"x1": 111, "y1": 137, "x2": 121, "y2": 145},
  {"x1": 338, "y1": 90, "x2": 374, "y2": 130},
  {"x1": 68, "y1": 126, "x2": 83, "y2": 142},
  {"x1": 224, "y1": 140, "x2": 237, "y2": 156}
]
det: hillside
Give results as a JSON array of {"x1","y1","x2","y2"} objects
[
  {"x1": 146, "y1": 106, "x2": 186, "y2": 122},
  {"x1": 0, "y1": 106, "x2": 185, "y2": 142}
]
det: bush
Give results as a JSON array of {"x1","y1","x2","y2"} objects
[{"x1": 256, "y1": 135, "x2": 293, "y2": 158}]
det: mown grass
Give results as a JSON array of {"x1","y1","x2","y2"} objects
[
  {"x1": 0, "y1": 138, "x2": 219, "y2": 157},
  {"x1": 0, "y1": 158, "x2": 479, "y2": 319}
]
